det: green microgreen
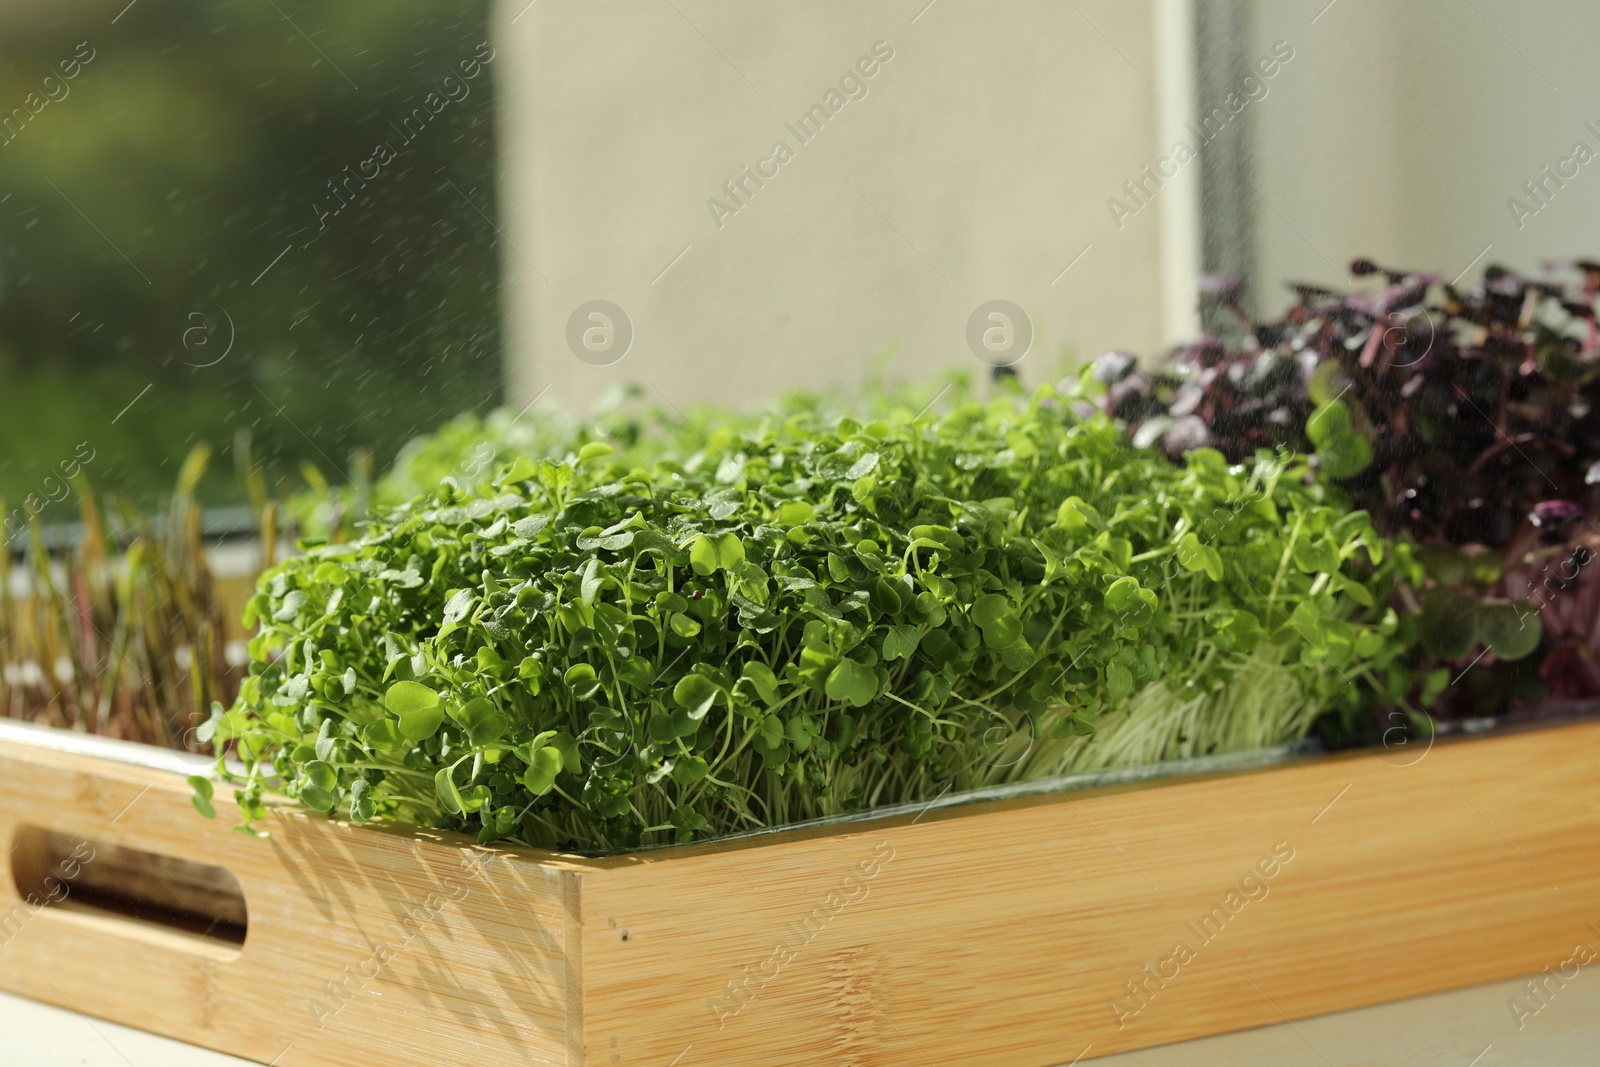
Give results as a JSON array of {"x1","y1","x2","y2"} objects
[{"x1": 212, "y1": 379, "x2": 1416, "y2": 850}]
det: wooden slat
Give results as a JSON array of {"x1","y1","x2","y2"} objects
[
  {"x1": 0, "y1": 720, "x2": 1595, "y2": 1065},
  {"x1": 574, "y1": 720, "x2": 1600, "y2": 1065},
  {"x1": 0, "y1": 740, "x2": 588, "y2": 1066}
]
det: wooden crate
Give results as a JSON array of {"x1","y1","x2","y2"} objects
[{"x1": 0, "y1": 717, "x2": 1596, "y2": 1066}]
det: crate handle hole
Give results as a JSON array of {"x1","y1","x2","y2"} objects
[{"x1": 9, "y1": 826, "x2": 247, "y2": 949}]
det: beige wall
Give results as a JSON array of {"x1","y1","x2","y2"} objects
[
  {"x1": 494, "y1": 0, "x2": 1181, "y2": 411},
  {"x1": 1246, "y1": 0, "x2": 1600, "y2": 312}
]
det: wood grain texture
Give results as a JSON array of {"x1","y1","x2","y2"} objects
[
  {"x1": 574, "y1": 719, "x2": 1600, "y2": 1065},
  {"x1": 0, "y1": 738, "x2": 590, "y2": 1066},
  {"x1": 0, "y1": 720, "x2": 1595, "y2": 1067}
]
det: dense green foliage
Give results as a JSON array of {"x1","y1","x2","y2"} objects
[
  {"x1": 210, "y1": 381, "x2": 1417, "y2": 850},
  {"x1": 294, "y1": 387, "x2": 661, "y2": 536},
  {"x1": 290, "y1": 383, "x2": 815, "y2": 539}
]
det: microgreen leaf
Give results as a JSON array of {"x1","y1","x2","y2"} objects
[
  {"x1": 826, "y1": 659, "x2": 879, "y2": 707},
  {"x1": 1479, "y1": 601, "x2": 1541, "y2": 662},
  {"x1": 972, "y1": 594, "x2": 1022, "y2": 648},
  {"x1": 436, "y1": 766, "x2": 466, "y2": 815},
  {"x1": 689, "y1": 532, "x2": 745, "y2": 576},
  {"x1": 454, "y1": 697, "x2": 510, "y2": 746},
  {"x1": 312, "y1": 561, "x2": 351, "y2": 586},
  {"x1": 740, "y1": 661, "x2": 780, "y2": 704},
  {"x1": 777, "y1": 500, "x2": 815, "y2": 527},
  {"x1": 1103, "y1": 576, "x2": 1157, "y2": 624},
  {"x1": 188, "y1": 775, "x2": 216, "y2": 819},
  {"x1": 300, "y1": 760, "x2": 338, "y2": 812},
  {"x1": 361, "y1": 719, "x2": 406, "y2": 750},
  {"x1": 220, "y1": 382, "x2": 1413, "y2": 851},
  {"x1": 673, "y1": 675, "x2": 721, "y2": 720},
  {"x1": 347, "y1": 779, "x2": 374, "y2": 823},
  {"x1": 881, "y1": 624, "x2": 921, "y2": 662},
  {"x1": 1418, "y1": 587, "x2": 1476, "y2": 661},
  {"x1": 386, "y1": 681, "x2": 445, "y2": 740},
  {"x1": 521, "y1": 746, "x2": 563, "y2": 795},
  {"x1": 1177, "y1": 532, "x2": 1225, "y2": 582}
]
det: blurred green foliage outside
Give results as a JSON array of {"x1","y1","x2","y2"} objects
[{"x1": 0, "y1": 0, "x2": 502, "y2": 516}]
